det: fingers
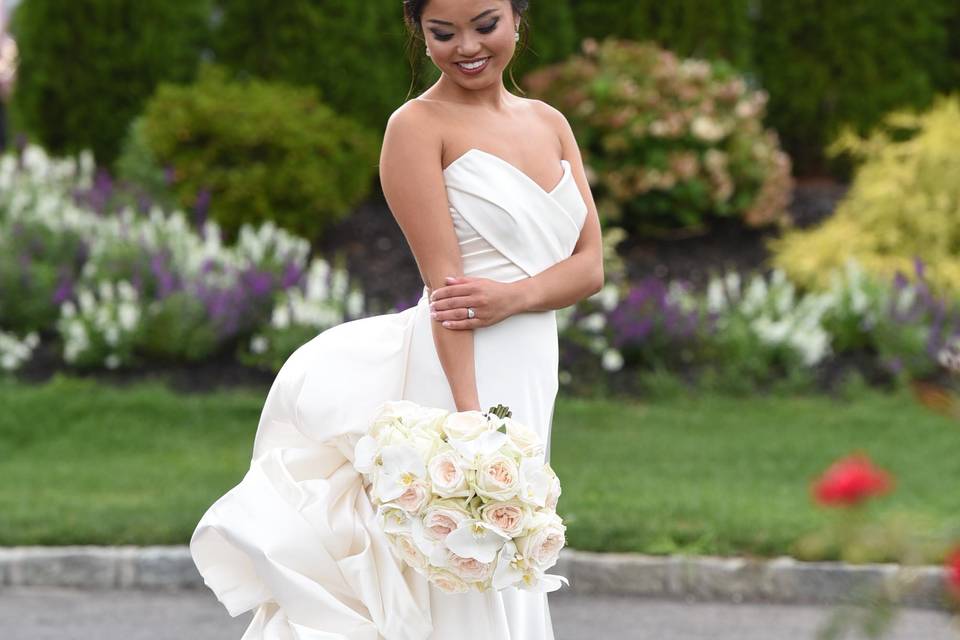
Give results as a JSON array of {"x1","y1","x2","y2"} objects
[
  {"x1": 440, "y1": 318, "x2": 481, "y2": 330},
  {"x1": 429, "y1": 294, "x2": 474, "y2": 313}
]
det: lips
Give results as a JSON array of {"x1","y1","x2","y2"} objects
[{"x1": 455, "y1": 56, "x2": 490, "y2": 74}]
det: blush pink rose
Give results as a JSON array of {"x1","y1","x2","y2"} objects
[
  {"x1": 446, "y1": 549, "x2": 495, "y2": 582},
  {"x1": 396, "y1": 480, "x2": 430, "y2": 514}
]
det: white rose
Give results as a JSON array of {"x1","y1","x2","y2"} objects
[
  {"x1": 427, "y1": 567, "x2": 470, "y2": 594},
  {"x1": 422, "y1": 500, "x2": 471, "y2": 542},
  {"x1": 503, "y1": 418, "x2": 544, "y2": 457},
  {"x1": 478, "y1": 499, "x2": 530, "y2": 537},
  {"x1": 544, "y1": 468, "x2": 562, "y2": 511},
  {"x1": 515, "y1": 512, "x2": 566, "y2": 571},
  {"x1": 475, "y1": 453, "x2": 521, "y2": 502},
  {"x1": 443, "y1": 410, "x2": 493, "y2": 440},
  {"x1": 427, "y1": 450, "x2": 472, "y2": 498},
  {"x1": 390, "y1": 532, "x2": 428, "y2": 571},
  {"x1": 445, "y1": 549, "x2": 496, "y2": 583},
  {"x1": 395, "y1": 479, "x2": 431, "y2": 514},
  {"x1": 370, "y1": 400, "x2": 421, "y2": 438}
]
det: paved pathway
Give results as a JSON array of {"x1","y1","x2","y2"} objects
[{"x1": 0, "y1": 586, "x2": 956, "y2": 639}]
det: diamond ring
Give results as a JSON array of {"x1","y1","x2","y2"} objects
[{"x1": 467, "y1": 307, "x2": 476, "y2": 319}]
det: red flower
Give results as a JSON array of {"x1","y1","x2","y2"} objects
[
  {"x1": 811, "y1": 452, "x2": 894, "y2": 507},
  {"x1": 947, "y1": 545, "x2": 960, "y2": 600}
]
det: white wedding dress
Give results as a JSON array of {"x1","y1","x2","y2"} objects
[{"x1": 190, "y1": 147, "x2": 588, "y2": 639}]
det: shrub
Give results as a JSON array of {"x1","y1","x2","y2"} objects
[
  {"x1": 753, "y1": 0, "x2": 954, "y2": 174},
  {"x1": 8, "y1": 0, "x2": 211, "y2": 168},
  {"x1": 130, "y1": 64, "x2": 380, "y2": 243},
  {"x1": 524, "y1": 38, "x2": 792, "y2": 235},
  {"x1": 212, "y1": 0, "x2": 410, "y2": 133},
  {"x1": 768, "y1": 94, "x2": 960, "y2": 297},
  {"x1": 570, "y1": 0, "x2": 753, "y2": 70}
]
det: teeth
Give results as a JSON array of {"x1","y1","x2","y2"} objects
[{"x1": 458, "y1": 58, "x2": 487, "y2": 70}]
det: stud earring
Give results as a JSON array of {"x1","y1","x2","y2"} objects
[
  {"x1": 514, "y1": 30, "x2": 519, "y2": 42},
  {"x1": 425, "y1": 47, "x2": 430, "y2": 57}
]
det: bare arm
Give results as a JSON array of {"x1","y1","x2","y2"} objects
[
  {"x1": 380, "y1": 104, "x2": 480, "y2": 411},
  {"x1": 514, "y1": 101, "x2": 605, "y2": 311}
]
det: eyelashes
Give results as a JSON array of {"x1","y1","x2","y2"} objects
[{"x1": 432, "y1": 19, "x2": 499, "y2": 42}]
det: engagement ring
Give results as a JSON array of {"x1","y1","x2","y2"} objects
[{"x1": 467, "y1": 307, "x2": 476, "y2": 319}]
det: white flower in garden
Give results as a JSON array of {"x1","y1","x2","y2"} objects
[
  {"x1": 61, "y1": 301, "x2": 77, "y2": 319},
  {"x1": 117, "y1": 303, "x2": 139, "y2": 331},
  {"x1": 78, "y1": 289, "x2": 96, "y2": 312},
  {"x1": 249, "y1": 335, "x2": 269, "y2": 355},
  {"x1": 597, "y1": 284, "x2": 620, "y2": 311},
  {"x1": 98, "y1": 280, "x2": 114, "y2": 303},
  {"x1": 706, "y1": 278, "x2": 727, "y2": 313},
  {"x1": 271, "y1": 304, "x2": 291, "y2": 330},
  {"x1": 601, "y1": 348, "x2": 624, "y2": 372},
  {"x1": 346, "y1": 290, "x2": 364, "y2": 317},
  {"x1": 104, "y1": 354, "x2": 121, "y2": 369},
  {"x1": 104, "y1": 326, "x2": 119, "y2": 347},
  {"x1": 331, "y1": 268, "x2": 349, "y2": 298},
  {"x1": 588, "y1": 335, "x2": 607, "y2": 354},
  {"x1": 578, "y1": 312, "x2": 606, "y2": 332}
]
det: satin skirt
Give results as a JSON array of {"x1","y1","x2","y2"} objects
[{"x1": 191, "y1": 287, "x2": 559, "y2": 639}]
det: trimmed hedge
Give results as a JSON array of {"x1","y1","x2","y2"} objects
[
  {"x1": 753, "y1": 0, "x2": 954, "y2": 175},
  {"x1": 9, "y1": 0, "x2": 211, "y2": 168},
  {"x1": 211, "y1": 0, "x2": 410, "y2": 134},
  {"x1": 134, "y1": 64, "x2": 380, "y2": 243},
  {"x1": 569, "y1": 0, "x2": 753, "y2": 70}
]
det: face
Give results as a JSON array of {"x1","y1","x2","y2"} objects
[{"x1": 421, "y1": 0, "x2": 518, "y2": 84}]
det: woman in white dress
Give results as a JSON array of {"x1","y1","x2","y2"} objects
[{"x1": 190, "y1": 1, "x2": 604, "y2": 638}]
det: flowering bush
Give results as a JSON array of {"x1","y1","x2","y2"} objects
[
  {"x1": 524, "y1": 37, "x2": 793, "y2": 233},
  {"x1": 0, "y1": 330, "x2": 40, "y2": 374},
  {"x1": 238, "y1": 256, "x2": 366, "y2": 373},
  {"x1": 1, "y1": 143, "x2": 369, "y2": 372}
]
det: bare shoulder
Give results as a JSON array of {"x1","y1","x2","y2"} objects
[
  {"x1": 524, "y1": 98, "x2": 576, "y2": 147},
  {"x1": 381, "y1": 100, "x2": 443, "y2": 174}
]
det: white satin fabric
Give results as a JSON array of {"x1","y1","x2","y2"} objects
[{"x1": 190, "y1": 148, "x2": 588, "y2": 639}]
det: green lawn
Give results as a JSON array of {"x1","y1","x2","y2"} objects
[{"x1": 1, "y1": 373, "x2": 958, "y2": 562}]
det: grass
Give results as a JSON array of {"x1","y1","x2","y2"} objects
[{"x1": 1, "y1": 373, "x2": 958, "y2": 561}]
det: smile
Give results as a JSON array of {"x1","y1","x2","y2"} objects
[{"x1": 456, "y1": 57, "x2": 491, "y2": 74}]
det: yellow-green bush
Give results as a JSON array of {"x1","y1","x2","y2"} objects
[{"x1": 769, "y1": 94, "x2": 960, "y2": 297}]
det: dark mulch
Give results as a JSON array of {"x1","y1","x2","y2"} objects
[
  {"x1": 318, "y1": 177, "x2": 850, "y2": 304},
  {"x1": 15, "y1": 335, "x2": 276, "y2": 395}
]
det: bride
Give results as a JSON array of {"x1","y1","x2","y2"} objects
[{"x1": 190, "y1": 0, "x2": 603, "y2": 638}]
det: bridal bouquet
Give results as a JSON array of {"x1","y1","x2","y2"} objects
[{"x1": 353, "y1": 400, "x2": 569, "y2": 594}]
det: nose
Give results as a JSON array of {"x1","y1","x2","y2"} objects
[{"x1": 457, "y1": 33, "x2": 483, "y2": 58}]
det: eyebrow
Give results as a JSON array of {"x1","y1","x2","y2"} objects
[{"x1": 426, "y1": 9, "x2": 498, "y2": 26}]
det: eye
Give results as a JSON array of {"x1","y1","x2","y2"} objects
[
  {"x1": 477, "y1": 19, "x2": 499, "y2": 34},
  {"x1": 430, "y1": 18, "x2": 499, "y2": 42}
]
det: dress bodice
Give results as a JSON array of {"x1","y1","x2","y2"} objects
[{"x1": 442, "y1": 149, "x2": 588, "y2": 283}]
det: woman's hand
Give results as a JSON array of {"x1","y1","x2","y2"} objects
[{"x1": 428, "y1": 276, "x2": 523, "y2": 330}]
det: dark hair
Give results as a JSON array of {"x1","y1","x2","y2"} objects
[{"x1": 402, "y1": 0, "x2": 531, "y2": 100}]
